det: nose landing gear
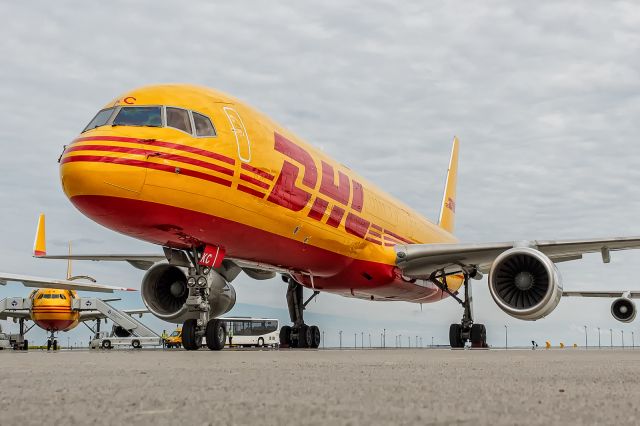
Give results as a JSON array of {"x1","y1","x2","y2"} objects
[{"x1": 46, "y1": 331, "x2": 58, "y2": 351}]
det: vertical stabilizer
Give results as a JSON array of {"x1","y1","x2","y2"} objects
[
  {"x1": 438, "y1": 137, "x2": 459, "y2": 234},
  {"x1": 33, "y1": 213, "x2": 46, "y2": 256}
]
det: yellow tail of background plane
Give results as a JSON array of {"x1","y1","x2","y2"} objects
[
  {"x1": 33, "y1": 213, "x2": 46, "y2": 256},
  {"x1": 438, "y1": 137, "x2": 459, "y2": 234}
]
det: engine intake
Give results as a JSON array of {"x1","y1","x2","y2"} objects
[
  {"x1": 611, "y1": 298, "x2": 636, "y2": 323},
  {"x1": 141, "y1": 264, "x2": 236, "y2": 323},
  {"x1": 489, "y1": 247, "x2": 562, "y2": 321}
]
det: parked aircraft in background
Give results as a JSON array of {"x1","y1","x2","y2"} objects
[
  {"x1": 0, "y1": 221, "x2": 136, "y2": 350},
  {"x1": 35, "y1": 84, "x2": 640, "y2": 350}
]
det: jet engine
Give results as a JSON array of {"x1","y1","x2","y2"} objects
[
  {"x1": 141, "y1": 264, "x2": 236, "y2": 323},
  {"x1": 611, "y1": 297, "x2": 636, "y2": 323},
  {"x1": 488, "y1": 247, "x2": 563, "y2": 321}
]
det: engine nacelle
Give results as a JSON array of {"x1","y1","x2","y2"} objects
[
  {"x1": 488, "y1": 247, "x2": 563, "y2": 321},
  {"x1": 141, "y1": 264, "x2": 236, "y2": 324},
  {"x1": 611, "y1": 297, "x2": 636, "y2": 323}
]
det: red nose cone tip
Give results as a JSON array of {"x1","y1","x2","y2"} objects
[{"x1": 33, "y1": 251, "x2": 46, "y2": 257}]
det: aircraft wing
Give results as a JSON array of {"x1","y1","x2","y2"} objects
[
  {"x1": 395, "y1": 237, "x2": 640, "y2": 278},
  {"x1": 35, "y1": 254, "x2": 166, "y2": 271},
  {"x1": 562, "y1": 291, "x2": 640, "y2": 298},
  {"x1": 0, "y1": 273, "x2": 136, "y2": 293}
]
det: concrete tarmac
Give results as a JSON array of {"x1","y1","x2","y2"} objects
[{"x1": 1, "y1": 348, "x2": 639, "y2": 425}]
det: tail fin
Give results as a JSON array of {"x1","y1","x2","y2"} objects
[
  {"x1": 33, "y1": 213, "x2": 47, "y2": 257},
  {"x1": 438, "y1": 137, "x2": 459, "y2": 234},
  {"x1": 66, "y1": 241, "x2": 73, "y2": 280}
]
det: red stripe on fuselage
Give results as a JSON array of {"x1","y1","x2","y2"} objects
[
  {"x1": 73, "y1": 136, "x2": 235, "y2": 165},
  {"x1": 66, "y1": 144, "x2": 234, "y2": 176},
  {"x1": 61, "y1": 156, "x2": 233, "y2": 188},
  {"x1": 237, "y1": 184, "x2": 265, "y2": 198},
  {"x1": 241, "y1": 163, "x2": 275, "y2": 181},
  {"x1": 239, "y1": 174, "x2": 271, "y2": 189}
]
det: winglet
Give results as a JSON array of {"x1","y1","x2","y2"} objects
[
  {"x1": 438, "y1": 137, "x2": 459, "y2": 234},
  {"x1": 33, "y1": 213, "x2": 46, "y2": 257}
]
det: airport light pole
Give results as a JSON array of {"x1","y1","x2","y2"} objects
[
  {"x1": 339, "y1": 330, "x2": 342, "y2": 349},
  {"x1": 597, "y1": 327, "x2": 601, "y2": 349},
  {"x1": 621, "y1": 330, "x2": 625, "y2": 349},
  {"x1": 369, "y1": 333, "x2": 371, "y2": 348},
  {"x1": 584, "y1": 325, "x2": 588, "y2": 349},
  {"x1": 322, "y1": 331, "x2": 325, "y2": 349},
  {"x1": 431, "y1": 336, "x2": 434, "y2": 348},
  {"x1": 610, "y1": 328, "x2": 613, "y2": 348},
  {"x1": 361, "y1": 332, "x2": 364, "y2": 349},
  {"x1": 383, "y1": 328, "x2": 386, "y2": 348},
  {"x1": 632, "y1": 331, "x2": 635, "y2": 349},
  {"x1": 354, "y1": 333, "x2": 357, "y2": 349},
  {"x1": 399, "y1": 334, "x2": 402, "y2": 348},
  {"x1": 504, "y1": 325, "x2": 508, "y2": 350}
]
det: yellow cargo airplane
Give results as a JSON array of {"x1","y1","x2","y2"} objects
[
  {"x1": 0, "y1": 222, "x2": 135, "y2": 350},
  {"x1": 34, "y1": 84, "x2": 640, "y2": 350}
]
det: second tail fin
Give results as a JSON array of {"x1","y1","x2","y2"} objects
[{"x1": 438, "y1": 137, "x2": 459, "y2": 234}]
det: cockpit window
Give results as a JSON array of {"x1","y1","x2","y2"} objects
[
  {"x1": 166, "y1": 107, "x2": 192, "y2": 134},
  {"x1": 113, "y1": 107, "x2": 162, "y2": 128},
  {"x1": 82, "y1": 108, "x2": 115, "y2": 132},
  {"x1": 193, "y1": 112, "x2": 216, "y2": 137},
  {"x1": 37, "y1": 294, "x2": 44, "y2": 299}
]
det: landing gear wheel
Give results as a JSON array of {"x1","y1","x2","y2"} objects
[
  {"x1": 470, "y1": 324, "x2": 487, "y2": 348},
  {"x1": 53, "y1": 340, "x2": 58, "y2": 351},
  {"x1": 449, "y1": 324, "x2": 464, "y2": 348},
  {"x1": 309, "y1": 325, "x2": 321, "y2": 348},
  {"x1": 182, "y1": 319, "x2": 202, "y2": 351},
  {"x1": 22, "y1": 340, "x2": 28, "y2": 351},
  {"x1": 205, "y1": 319, "x2": 226, "y2": 351},
  {"x1": 279, "y1": 325, "x2": 292, "y2": 347},
  {"x1": 47, "y1": 340, "x2": 52, "y2": 351},
  {"x1": 298, "y1": 324, "x2": 310, "y2": 348}
]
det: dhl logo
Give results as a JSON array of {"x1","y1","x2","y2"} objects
[{"x1": 63, "y1": 133, "x2": 413, "y2": 247}]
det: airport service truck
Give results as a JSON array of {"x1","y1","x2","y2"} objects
[{"x1": 89, "y1": 331, "x2": 161, "y2": 350}]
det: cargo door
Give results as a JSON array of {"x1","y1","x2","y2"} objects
[{"x1": 223, "y1": 106, "x2": 252, "y2": 163}]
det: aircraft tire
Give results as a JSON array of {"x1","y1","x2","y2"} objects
[
  {"x1": 470, "y1": 324, "x2": 486, "y2": 347},
  {"x1": 298, "y1": 324, "x2": 310, "y2": 348},
  {"x1": 309, "y1": 325, "x2": 321, "y2": 348},
  {"x1": 205, "y1": 319, "x2": 226, "y2": 351},
  {"x1": 53, "y1": 340, "x2": 58, "y2": 351},
  {"x1": 182, "y1": 319, "x2": 201, "y2": 351},
  {"x1": 47, "y1": 340, "x2": 52, "y2": 351},
  {"x1": 23, "y1": 340, "x2": 28, "y2": 351},
  {"x1": 449, "y1": 324, "x2": 463, "y2": 348},
  {"x1": 279, "y1": 326, "x2": 292, "y2": 347}
]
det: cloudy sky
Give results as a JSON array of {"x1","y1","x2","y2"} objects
[{"x1": 1, "y1": 1, "x2": 640, "y2": 348}]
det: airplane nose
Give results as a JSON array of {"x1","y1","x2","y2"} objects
[{"x1": 60, "y1": 142, "x2": 147, "y2": 201}]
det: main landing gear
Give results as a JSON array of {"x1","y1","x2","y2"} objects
[
  {"x1": 46, "y1": 331, "x2": 58, "y2": 351},
  {"x1": 432, "y1": 271, "x2": 487, "y2": 349},
  {"x1": 279, "y1": 277, "x2": 321, "y2": 349}
]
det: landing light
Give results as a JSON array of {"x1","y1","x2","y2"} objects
[
  {"x1": 197, "y1": 276, "x2": 207, "y2": 287},
  {"x1": 187, "y1": 277, "x2": 196, "y2": 287}
]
